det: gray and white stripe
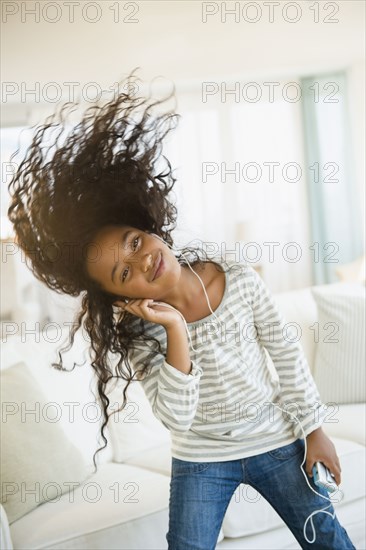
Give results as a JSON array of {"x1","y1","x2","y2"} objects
[{"x1": 128, "y1": 259, "x2": 326, "y2": 462}]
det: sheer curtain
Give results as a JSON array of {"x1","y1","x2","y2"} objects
[{"x1": 300, "y1": 71, "x2": 364, "y2": 284}]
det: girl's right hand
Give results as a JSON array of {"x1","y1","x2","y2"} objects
[{"x1": 113, "y1": 298, "x2": 184, "y2": 330}]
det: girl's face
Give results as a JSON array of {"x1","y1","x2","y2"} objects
[{"x1": 85, "y1": 225, "x2": 181, "y2": 300}]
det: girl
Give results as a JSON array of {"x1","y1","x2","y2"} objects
[{"x1": 7, "y1": 72, "x2": 355, "y2": 550}]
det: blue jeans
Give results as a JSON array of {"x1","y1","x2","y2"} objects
[{"x1": 166, "y1": 438, "x2": 355, "y2": 550}]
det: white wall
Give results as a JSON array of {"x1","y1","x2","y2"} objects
[{"x1": 1, "y1": 1, "x2": 364, "y2": 87}]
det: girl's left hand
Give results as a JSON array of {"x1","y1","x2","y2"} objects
[{"x1": 305, "y1": 427, "x2": 342, "y2": 485}]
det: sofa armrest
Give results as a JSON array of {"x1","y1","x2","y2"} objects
[{"x1": 0, "y1": 504, "x2": 13, "y2": 550}]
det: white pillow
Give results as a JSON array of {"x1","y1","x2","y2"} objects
[
  {"x1": 0, "y1": 363, "x2": 89, "y2": 524},
  {"x1": 1, "y1": 328, "x2": 113, "y2": 468},
  {"x1": 311, "y1": 284, "x2": 365, "y2": 405},
  {"x1": 107, "y1": 378, "x2": 171, "y2": 462}
]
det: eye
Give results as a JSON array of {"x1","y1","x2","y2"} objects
[
  {"x1": 120, "y1": 235, "x2": 140, "y2": 283},
  {"x1": 121, "y1": 268, "x2": 128, "y2": 283},
  {"x1": 132, "y1": 236, "x2": 140, "y2": 251}
]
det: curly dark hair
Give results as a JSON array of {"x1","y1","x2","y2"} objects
[{"x1": 7, "y1": 70, "x2": 226, "y2": 473}]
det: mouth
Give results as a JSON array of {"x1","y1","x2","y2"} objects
[{"x1": 152, "y1": 252, "x2": 164, "y2": 281}]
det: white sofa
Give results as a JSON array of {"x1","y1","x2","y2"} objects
[{"x1": 1, "y1": 281, "x2": 365, "y2": 550}]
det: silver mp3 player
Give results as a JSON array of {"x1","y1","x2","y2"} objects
[{"x1": 312, "y1": 461, "x2": 338, "y2": 493}]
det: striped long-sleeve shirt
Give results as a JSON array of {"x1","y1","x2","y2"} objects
[{"x1": 128, "y1": 258, "x2": 326, "y2": 462}]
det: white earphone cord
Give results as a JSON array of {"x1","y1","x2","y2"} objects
[{"x1": 160, "y1": 238, "x2": 343, "y2": 544}]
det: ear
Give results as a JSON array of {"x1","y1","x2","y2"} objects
[{"x1": 150, "y1": 233, "x2": 165, "y2": 243}]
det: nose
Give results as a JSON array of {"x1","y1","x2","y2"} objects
[{"x1": 140, "y1": 252, "x2": 153, "y2": 274}]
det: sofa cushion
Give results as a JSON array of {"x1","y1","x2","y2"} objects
[
  {"x1": 124, "y1": 443, "x2": 173, "y2": 477},
  {"x1": 322, "y1": 404, "x2": 366, "y2": 446},
  {"x1": 107, "y1": 377, "x2": 171, "y2": 461},
  {"x1": 311, "y1": 284, "x2": 365, "y2": 404},
  {"x1": 1, "y1": 328, "x2": 113, "y2": 468},
  {"x1": 0, "y1": 362, "x2": 89, "y2": 524},
  {"x1": 10, "y1": 462, "x2": 172, "y2": 549}
]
